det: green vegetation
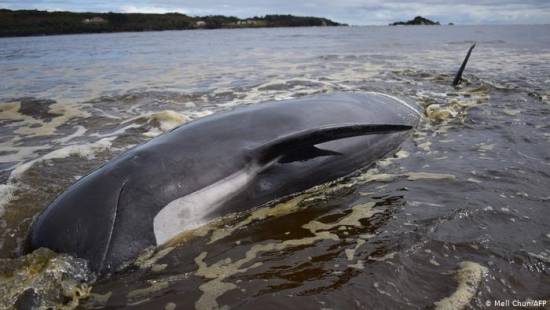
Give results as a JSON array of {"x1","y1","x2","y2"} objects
[
  {"x1": 390, "y1": 16, "x2": 441, "y2": 26},
  {"x1": 0, "y1": 9, "x2": 344, "y2": 37}
]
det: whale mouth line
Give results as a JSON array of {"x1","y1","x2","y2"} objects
[
  {"x1": 98, "y1": 178, "x2": 128, "y2": 273},
  {"x1": 364, "y1": 91, "x2": 422, "y2": 117}
]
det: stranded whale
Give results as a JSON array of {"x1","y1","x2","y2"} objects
[{"x1": 28, "y1": 92, "x2": 420, "y2": 275}]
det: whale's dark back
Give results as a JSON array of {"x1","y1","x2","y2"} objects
[{"x1": 29, "y1": 92, "x2": 420, "y2": 275}]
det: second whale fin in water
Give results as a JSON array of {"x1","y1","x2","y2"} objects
[
  {"x1": 452, "y1": 43, "x2": 476, "y2": 87},
  {"x1": 256, "y1": 124, "x2": 413, "y2": 165}
]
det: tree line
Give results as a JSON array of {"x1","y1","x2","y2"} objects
[{"x1": 0, "y1": 9, "x2": 344, "y2": 37}]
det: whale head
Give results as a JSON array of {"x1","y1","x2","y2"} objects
[{"x1": 28, "y1": 167, "x2": 128, "y2": 275}]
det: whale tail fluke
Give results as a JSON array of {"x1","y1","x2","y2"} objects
[
  {"x1": 452, "y1": 43, "x2": 476, "y2": 87},
  {"x1": 256, "y1": 124, "x2": 412, "y2": 165}
]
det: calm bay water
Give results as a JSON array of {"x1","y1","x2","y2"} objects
[{"x1": 0, "y1": 25, "x2": 549, "y2": 309}]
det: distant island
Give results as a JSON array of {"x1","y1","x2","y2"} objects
[
  {"x1": 390, "y1": 16, "x2": 440, "y2": 26},
  {"x1": 0, "y1": 9, "x2": 345, "y2": 37}
]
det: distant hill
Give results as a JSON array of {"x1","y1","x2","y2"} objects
[
  {"x1": 0, "y1": 9, "x2": 345, "y2": 37},
  {"x1": 390, "y1": 16, "x2": 440, "y2": 26}
]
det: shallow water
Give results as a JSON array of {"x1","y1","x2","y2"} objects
[{"x1": 1, "y1": 25, "x2": 549, "y2": 309}]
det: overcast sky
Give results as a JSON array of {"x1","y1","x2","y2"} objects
[{"x1": 1, "y1": 0, "x2": 549, "y2": 25}]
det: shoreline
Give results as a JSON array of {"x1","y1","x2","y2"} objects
[
  {"x1": 0, "y1": 24, "x2": 349, "y2": 39},
  {"x1": 0, "y1": 9, "x2": 345, "y2": 38},
  {"x1": 4, "y1": 24, "x2": 543, "y2": 40}
]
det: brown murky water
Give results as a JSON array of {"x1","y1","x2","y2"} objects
[{"x1": 1, "y1": 25, "x2": 549, "y2": 309}]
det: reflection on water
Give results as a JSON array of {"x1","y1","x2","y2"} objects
[{"x1": 0, "y1": 25, "x2": 549, "y2": 309}]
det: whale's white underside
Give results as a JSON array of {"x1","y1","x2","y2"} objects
[{"x1": 153, "y1": 166, "x2": 259, "y2": 245}]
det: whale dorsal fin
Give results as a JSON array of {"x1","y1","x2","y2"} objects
[
  {"x1": 255, "y1": 124, "x2": 412, "y2": 165},
  {"x1": 452, "y1": 43, "x2": 476, "y2": 87}
]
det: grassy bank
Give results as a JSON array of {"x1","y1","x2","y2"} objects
[{"x1": 0, "y1": 9, "x2": 345, "y2": 37}]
